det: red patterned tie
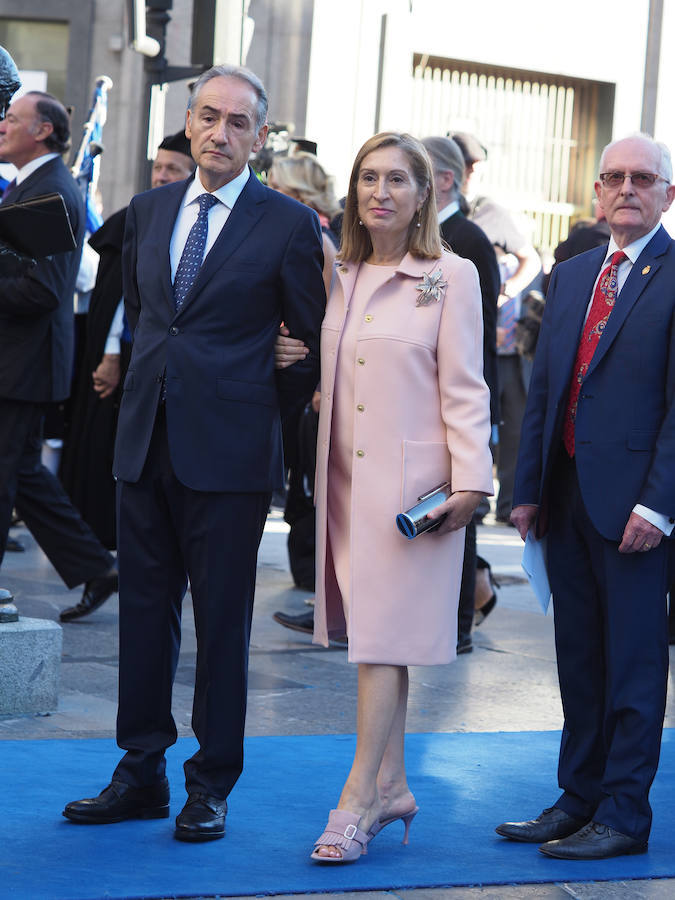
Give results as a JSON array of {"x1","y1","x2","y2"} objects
[{"x1": 563, "y1": 250, "x2": 627, "y2": 457}]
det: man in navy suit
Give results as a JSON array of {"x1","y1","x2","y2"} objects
[
  {"x1": 64, "y1": 65, "x2": 325, "y2": 841},
  {"x1": 496, "y1": 134, "x2": 675, "y2": 859},
  {"x1": 0, "y1": 90, "x2": 118, "y2": 619}
]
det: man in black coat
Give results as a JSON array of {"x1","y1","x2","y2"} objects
[
  {"x1": 422, "y1": 136, "x2": 501, "y2": 653},
  {"x1": 0, "y1": 90, "x2": 117, "y2": 616}
]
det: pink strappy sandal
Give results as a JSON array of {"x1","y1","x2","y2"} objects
[
  {"x1": 368, "y1": 805, "x2": 419, "y2": 844},
  {"x1": 310, "y1": 809, "x2": 370, "y2": 863}
]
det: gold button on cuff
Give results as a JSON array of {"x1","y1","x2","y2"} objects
[
  {"x1": 356, "y1": 449, "x2": 365, "y2": 458},
  {"x1": 364, "y1": 314, "x2": 373, "y2": 322},
  {"x1": 357, "y1": 404, "x2": 365, "y2": 412},
  {"x1": 357, "y1": 357, "x2": 365, "y2": 365}
]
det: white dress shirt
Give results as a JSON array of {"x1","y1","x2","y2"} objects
[
  {"x1": 169, "y1": 165, "x2": 251, "y2": 282},
  {"x1": 104, "y1": 300, "x2": 126, "y2": 355},
  {"x1": 437, "y1": 199, "x2": 460, "y2": 225},
  {"x1": 14, "y1": 152, "x2": 60, "y2": 185}
]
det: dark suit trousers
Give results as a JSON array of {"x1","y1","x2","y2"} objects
[
  {"x1": 547, "y1": 451, "x2": 669, "y2": 842},
  {"x1": 496, "y1": 355, "x2": 527, "y2": 519},
  {"x1": 457, "y1": 519, "x2": 477, "y2": 640},
  {"x1": 113, "y1": 407, "x2": 270, "y2": 799},
  {"x1": 0, "y1": 398, "x2": 113, "y2": 585}
]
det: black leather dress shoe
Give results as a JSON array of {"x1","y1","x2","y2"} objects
[
  {"x1": 273, "y1": 609, "x2": 314, "y2": 634},
  {"x1": 175, "y1": 793, "x2": 227, "y2": 842},
  {"x1": 539, "y1": 821, "x2": 648, "y2": 859},
  {"x1": 5, "y1": 535, "x2": 24, "y2": 552},
  {"x1": 496, "y1": 806, "x2": 588, "y2": 843},
  {"x1": 63, "y1": 778, "x2": 170, "y2": 823},
  {"x1": 273, "y1": 610, "x2": 347, "y2": 645},
  {"x1": 60, "y1": 567, "x2": 118, "y2": 622}
]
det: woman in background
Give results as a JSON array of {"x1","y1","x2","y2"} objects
[{"x1": 268, "y1": 151, "x2": 340, "y2": 295}]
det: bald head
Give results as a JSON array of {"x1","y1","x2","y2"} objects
[{"x1": 599, "y1": 133, "x2": 672, "y2": 183}]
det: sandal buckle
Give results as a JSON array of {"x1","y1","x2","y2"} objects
[{"x1": 343, "y1": 823, "x2": 357, "y2": 839}]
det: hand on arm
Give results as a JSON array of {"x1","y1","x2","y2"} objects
[
  {"x1": 274, "y1": 324, "x2": 309, "y2": 369},
  {"x1": 510, "y1": 504, "x2": 539, "y2": 541},
  {"x1": 618, "y1": 511, "x2": 664, "y2": 554}
]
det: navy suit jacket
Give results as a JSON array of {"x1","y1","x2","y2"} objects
[
  {"x1": 114, "y1": 169, "x2": 325, "y2": 492},
  {"x1": 514, "y1": 225, "x2": 675, "y2": 541},
  {"x1": 0, "y1": 156, "x2": 85, "y2": 402}
]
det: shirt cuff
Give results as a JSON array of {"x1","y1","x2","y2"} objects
[
  {"x1": 104, "y1": 300, "x2": 125, "y2": 355},
  {"x1": 633, "y1": 504, "x2": 674, "y2": 537}
]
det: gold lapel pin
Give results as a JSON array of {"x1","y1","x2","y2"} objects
[{"x1": 642, "y1": 265, "x2": 651, "y2": 275}]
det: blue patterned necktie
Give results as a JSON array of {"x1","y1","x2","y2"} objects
[{"x1": 173, "y1": 192, "x2": 219, "y2": 310}]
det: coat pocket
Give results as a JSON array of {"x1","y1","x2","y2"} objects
[{"x1": 400, "y1": 440, "x2": 452, "y2": 511}]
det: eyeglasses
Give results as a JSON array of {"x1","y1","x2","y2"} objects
[{"x1": 599, "y1": 171, "x2": 670, "y2": 189}]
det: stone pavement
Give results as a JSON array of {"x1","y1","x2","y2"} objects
[{"x1": 1, "y1": 508, "x2": 674, "y2": 899}]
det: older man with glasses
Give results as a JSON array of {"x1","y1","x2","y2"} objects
[{"x1": 495, "y1": 133, "x2": 675, "y2": 860}]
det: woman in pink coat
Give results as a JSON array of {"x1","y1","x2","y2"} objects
[{"x1": 278, "y1": 132, "x2": 493, "y2": 863}]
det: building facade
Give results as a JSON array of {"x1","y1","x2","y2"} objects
[{"x1": 1, "y1": 0, "x2": 672, "y2": 246}]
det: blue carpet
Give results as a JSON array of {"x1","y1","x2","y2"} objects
[{"x1": 4, "y1": 730, "x2": 675, "y2": 899}]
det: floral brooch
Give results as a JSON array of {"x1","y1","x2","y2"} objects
[{"x1": 415, "y1": 269, "x2": 448, "y2": 306}]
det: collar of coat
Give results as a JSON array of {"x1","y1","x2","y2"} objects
[
  {"x1": 336, "y1": 251, "x2": 446, "y2": 307},
  {"x1": 337, "y1": 251, "x2": 443, "y2": 277}
]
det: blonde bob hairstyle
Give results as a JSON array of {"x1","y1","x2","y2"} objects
[
  {"x1": 339, "y1": 132, "x2": 442, "y2": 263},
  {"x1": 268, "y1": 152, "x2": 340, "y2": 219}
]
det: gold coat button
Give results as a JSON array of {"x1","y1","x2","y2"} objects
[
  {"x1": 357, "y1": 357, "x2": 365, "y2": 365},
  {"x1": 356, "y1": 449, "x2": 365, "y2": 458},
  {"x1": 357, "y1": 404, "x2": 365, "y2": 412},
  {"x1": 364, "y1": 314, "x2": 373, "y2": 322}
]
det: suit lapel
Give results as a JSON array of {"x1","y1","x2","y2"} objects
[
  {"x1": 550, "y1": 247, "x2": 605, "y2": 400},
  {"x1": 159, "y1": 179, "x2": 192, "y2": 314},
  {"x1": 587, "y1": 226, "x2": 670, "y2": 379}
]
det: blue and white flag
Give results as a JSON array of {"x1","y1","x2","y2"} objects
[{"x1": 71, "y1": 75, "x2": 113, "y2": 234}]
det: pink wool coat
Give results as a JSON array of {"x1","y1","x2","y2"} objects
[{"x1": 313, "y1": 249, "x2": 494, "y2": 665}]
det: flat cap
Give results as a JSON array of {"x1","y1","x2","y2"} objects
[{"x1": 450, "y1": 132, "x2": 488, "y2": 164}]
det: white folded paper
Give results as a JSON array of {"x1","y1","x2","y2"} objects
[{"x1": 521, "y1": 532, "x2": 552, "y2": 614}]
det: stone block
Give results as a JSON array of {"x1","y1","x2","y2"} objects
[{"x1": 0, "y1": 617, "x2": 62, "y2": 715}]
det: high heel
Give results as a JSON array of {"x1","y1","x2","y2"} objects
[
  {"x1": 474, "y1": 593, "x2": 497, "y2": 625},
  {"x1": 368, "y1": 805, "x2": 419, "y2": 844},
  {"x1": 474, "y1": 560, "x2": 498, "y2": 626},
  {"x1": 310, "y1": 809, "x2": 370, "y2": 863}
]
